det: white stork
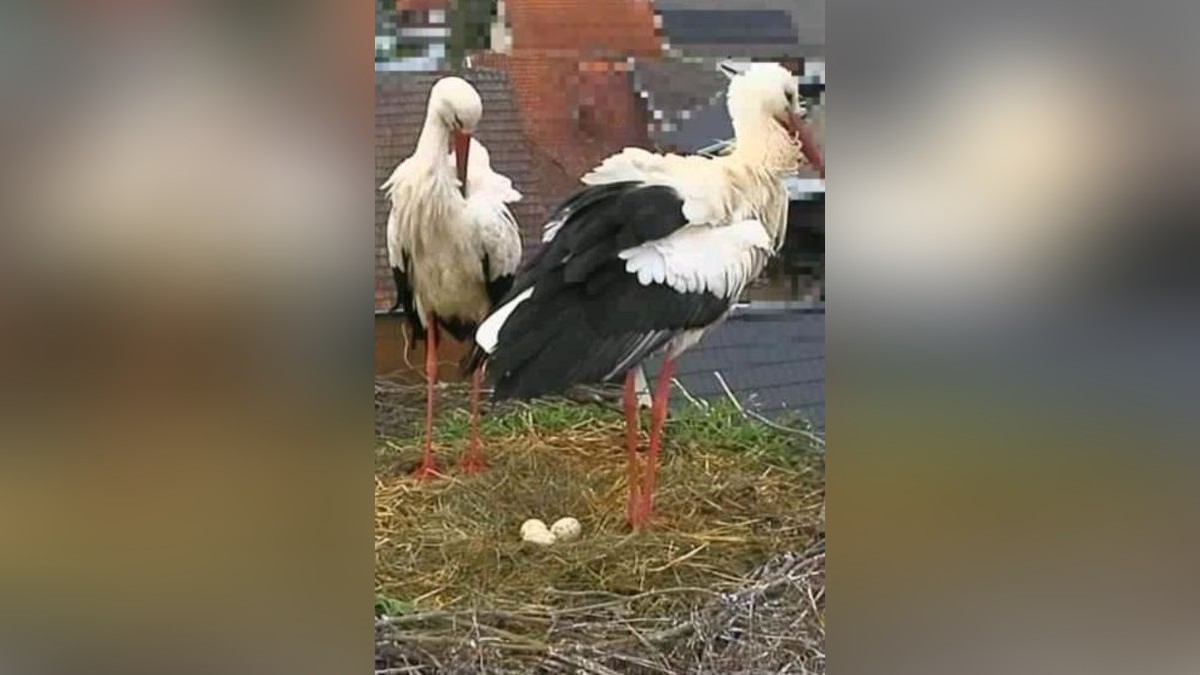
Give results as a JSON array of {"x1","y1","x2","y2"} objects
[
  {"x1": 382, "y1": 76, "x2": 522, "y2": 480},
  {"x1": 471, "y1": 63, "x2": 824, "y2": 528}
]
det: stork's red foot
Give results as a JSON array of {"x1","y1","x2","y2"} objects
[
  {"x1": 459, "y1": 366, "x2": 487, "y2": 475},
  {"x1": 627, "y1": 500, "x2": 656, "y2": 531},
  {"x1": 625, "y1": 486, "x2": 642, "y2": 527},
  {"x1": 410, "y1": 459, "x2": 443, "y2": 481},
  {"x1": 457, "y1": 450, "x2": 487, "y2": 475},
  {"x1": 626, "y1": 480, "x2": 658, "y2": 530}
]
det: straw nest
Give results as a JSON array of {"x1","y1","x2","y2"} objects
[{"x1": 375, "y1": 380, "x2": 824, "y2": 674}]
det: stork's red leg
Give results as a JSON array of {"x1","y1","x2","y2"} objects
[
  {"x1": 412, "y1": 315, "x2": 440, "y2": 481},
  {"x1": 458, "y1": 366, "x2": 487, "y2": 474},
  {"x1": 623, "y1": 369, "x2": 642, "y2": 525},
  {"x1": 632, "y1": 357, "x2": 675, "y2": 529}
]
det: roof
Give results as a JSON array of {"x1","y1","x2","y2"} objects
[
  {"x1": 658, "y1": 9, "x2": 800, "y2": 46},
  {"x1": 643, "y1": 306, "x2": 826, "y2": 430},
  {"x1": 635, "y1": 58, "x2": 825, "y2": 162},
  {"x1": 640, "y1": 0, "x2": 823, "y2": 150},
  {"x1": 786, "y1": 177, "x2": 825, "y2": 199},
  {"x1": 654, "y1": 0, "x2": 824, "y2": 58},
  {"x1": 374, "y1": 69, "x2": 547, "y2": 310},
  {"x1": 632, "y1": 59, "x2": 727, "y2": 131}
]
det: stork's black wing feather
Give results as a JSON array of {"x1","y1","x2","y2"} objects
[
  {"x1": 479, "y1": 182, "x2": 731, "y2": 400},
  {"x1": 389, "y1": 250, "x2": 424, "y2": 341},
  {"x1": 481, "y1": 253, "x2": 515, "y2": 309},
  {"x1": 493, "y1": 181, "x2": 651, "y2": 307},
  {"x1": 489, "y1": 264, "x2": 727, "y2": 399}
]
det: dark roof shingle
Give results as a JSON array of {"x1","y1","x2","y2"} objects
[
  {"x1": 643, "y1": 307, "x2": 826, "y2": 430},
  {"x1": 658, "y1": 10, "x2": 800, "y2": 45},
  {"x1": 654, "y1": 0, "x2": 824, "y2": 58}
]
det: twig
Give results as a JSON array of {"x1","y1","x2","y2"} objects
[
  {"x1": 712, "y1": 371, "x2": 744, "y2": 414},
  {"x1": 714, "y1": 370, "x2": 826, "y2": 450},
  {"x1": 612, "y1": 617, "x2": 697, "y2": 647},
  {"x1": 379, "y1": 608, "x2": 551, "y2": 628},
  {"x1": 647, "y1": 542, "x2": 709, "y2": 573},
  {"x1": 400, "y1": 322, "x2": 416, "y2": 372},
  {"x1": 596, "y1": 645, "x2": 675, "y2": 674},
  {"x1": 671, "y1": 377, "x2": 707, "y2": 410},
  {"x1": 547, "y1": 649, "x2": 623, "y2": 675},
  {"x1": 410, "y1": 586, "x2": 444, "y2": 605},
  {"x1": 745, "y1": 408, "x2": 826, "y2": 449},
  {"x1": 544, "y1": 588, "x2": 627, "y2": 600},
  {"x1": 545, "y1": 586, "x2": 723, "y2": 616}
]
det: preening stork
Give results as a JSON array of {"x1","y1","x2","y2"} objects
[
  {"x1": 471, "y1": 63, "x2": 824, "y2": 528},
  {"x1": 383, "y1": 76, "x2": 522, "y2": 479}
]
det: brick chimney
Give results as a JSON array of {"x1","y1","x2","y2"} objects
[{"x1": 477, "y1": 0, "x2": 664, "y2": 208}]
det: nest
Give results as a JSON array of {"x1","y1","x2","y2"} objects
[
  {"x1": 375, "y1": 548, "x2": 824, "y2": 674},
  {"x1": 375, "y1": 380, "x2": 824, "y2": 674}
]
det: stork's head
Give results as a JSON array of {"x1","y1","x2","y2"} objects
[
  {"x1": 430, "y1": 76, "x2": 482, "y2": 196},
  {"x1": 430, "y1": 76, "x2": 483, "y2": 133},
  {"x1": 723, "y1": 62, "x2": 824, "y2": 176}
]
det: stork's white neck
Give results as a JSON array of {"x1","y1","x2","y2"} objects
[
  {"x1": 413, "y1": 109, "x2": 452, "y2": 165},
  {"x1": 729, "y1": 112, "x2": 801, "y2": 177},
  {"x1": 720, "y1": 112, "x2": 796, "y2": 252}
]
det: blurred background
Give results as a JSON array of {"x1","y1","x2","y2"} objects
[
  {"x1": 0, "y1": 1, "x2": 373, "y2": 673},
  {"x1": 830, "y1": 5, "x2": 1200, "y2": 675}
]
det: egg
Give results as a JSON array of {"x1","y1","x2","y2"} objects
[
  {"x1": 550, "y1": 517, "x2": 582, "y2": 542},
  {"x1": 522, "y1": 528, "x2": 557, "y2": 546},
  {"x1": 520, "y1": 519, "x2": 548, "y2": 537},
  {"x1": 520, "y1": 519, "x2": 556, "y2": 545}
]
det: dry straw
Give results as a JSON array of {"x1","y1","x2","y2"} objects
[{"x1": 375, "y1": 379, "x2": 824, "y2": 674}]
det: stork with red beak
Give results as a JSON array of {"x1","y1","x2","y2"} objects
[
  {"x1": 382, "y1": 76, "x2": 522, "y2": 480},
  {"x1": 471, "y1": 63, "x2": 822, "y2": 528}
]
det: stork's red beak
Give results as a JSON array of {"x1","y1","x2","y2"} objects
[
  {"x1": 781, "y1": 111, "x2": 824, "y2": 179},
  {"x1": 453, "y1": 130, "x2": 471, "y2": 196}
]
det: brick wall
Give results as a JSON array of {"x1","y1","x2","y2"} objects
[
  {"x1": 508, "y1": 0, "x2": 660, "y2": 55},
  {"x1": 475, "y1": 0, "x2": 664, "y2": 217}
]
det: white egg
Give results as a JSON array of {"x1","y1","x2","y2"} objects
[
  {"x1": 520, "y1": 519, "x2": 549, "y2": 538},
  {"x1": 550, "y1": 517, "x2": 582, "y2": 542},
  {"x1": 522, "y1": 528, "x2": 557, "y2": 546}
]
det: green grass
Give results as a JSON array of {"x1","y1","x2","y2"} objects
[
  {"x1": 377, "y1": 397, "x2": 821, "y2": 466},
  {"x1": 441, "y1": 399, "x2": 616, "y2": 440},
  {"x1": 671, "y1": 401, "x2": 812, "y2": 464},
  {"x1": 374, "y1": 592, "x2": 414, "y2": 618}
]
